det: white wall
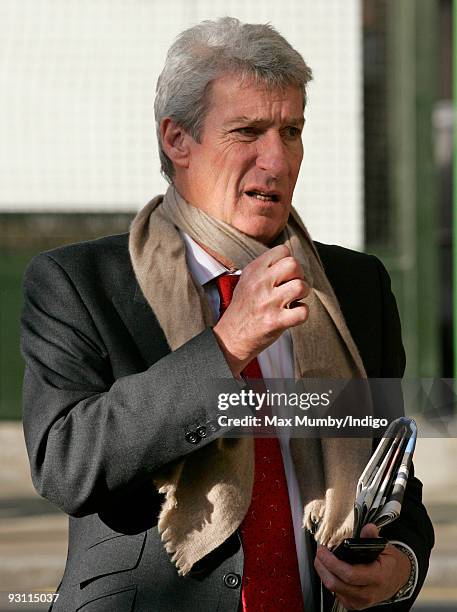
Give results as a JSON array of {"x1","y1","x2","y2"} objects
[{"x1": 0, "y1": 0, "x2": 363, "y2": 248}]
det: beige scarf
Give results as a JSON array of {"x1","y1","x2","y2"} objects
[{"x1": 129, "y1": 186, "x2": 372, "y2": 575}]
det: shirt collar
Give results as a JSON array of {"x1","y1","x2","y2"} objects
[{"x1": 181, "y1": 232, "x2": 229, "y2": 287}]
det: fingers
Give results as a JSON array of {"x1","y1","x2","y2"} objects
[
  {"x1": 275, "y1": 278, "x2": 309, "y2": 308},
  {"x1": 316, "y1": 547, "x2": 375, "y2": 586},
  {"x1": 246, "y1": 245, "x2": 303, "y2": 285},
  {"x1": 214, "y1": 245, "x2": 310, "y2": 373},
  {"x1": 315, "y1": 544, "x2": 403, "y2": 610},
  {"x1": 280, "y1": 303, "x2": 309, "y2": 329},
  {"x1": 314, "y1": 556, "x2": 372, "y2": 609},
  {"x1": 243, "y1": 246, "x2": 309, "y2": 296},
  {"x1": 253, "y1": 244, "x2": 291, "y2": 268},
  {"x1": 267, "y1": 252, "x2": 311, "y2": 311},
  {"x1": 314, "y1": 555, "x2": 348, "y2": 594},
  {"x1": 315, "y1": 551, "x2": 378, "y2": 610},
  {"x1": 269, "y1": 255, "x2": 305, "y2": 286},
  {"x1": 360, "y1": 523, "x2": 380, "y2": 538},
  {"x1": 240, "y1": 247, "x2": 310, "y2": 317}
]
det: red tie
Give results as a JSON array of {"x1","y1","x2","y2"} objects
[{"x1": 215, "y1": 274, "x2": 304, "y2": 612}]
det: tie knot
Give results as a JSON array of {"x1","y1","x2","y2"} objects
[{"x1": 215, "y1": 274, "x2": 240, "y2": 315}]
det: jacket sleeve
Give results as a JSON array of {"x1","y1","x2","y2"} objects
[
  {"x1": 21, "y1": 252, "x2": 239, "y2": 518},
  {"x1": 369, "y1": 256, "x2": 434, "y2": 611}
]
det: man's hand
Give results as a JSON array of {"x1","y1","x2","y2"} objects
[
  {"x1": 213, "y1": 245, "x2": 309, "y2": 376},
  {"x1": 314, "y1": 523, "x2": 412, "y2": 610}
]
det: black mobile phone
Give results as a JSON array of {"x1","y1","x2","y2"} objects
[{"x1": 333, "y1": 538, "x2": 387, "y2": 565}]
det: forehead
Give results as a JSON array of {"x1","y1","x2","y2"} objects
[{"x1": 206, "y1": 73, "x2": 304, "y2": 123}]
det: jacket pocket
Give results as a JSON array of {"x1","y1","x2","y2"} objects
[
  {"x1": 76, "y1": 585, "x2": 137, "y2": 611},
  {"x1": 75, "y1": 532, "x2": 147, "y2": 587}
]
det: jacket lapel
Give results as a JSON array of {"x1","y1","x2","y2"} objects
[{"x1": 111, "y1": 276, "x2": 171, "y2": 369}]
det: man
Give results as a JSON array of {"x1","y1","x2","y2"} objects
[{"x1": 21, "y1": 17, "x2": 433, "y2": 612}]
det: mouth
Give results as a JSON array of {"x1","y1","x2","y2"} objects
[{"x1": 244, "y1": 189, "x2": 280, "y2": 202}]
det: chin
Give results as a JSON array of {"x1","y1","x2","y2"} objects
[{"x1": 237, "y1": 221, "x2": 286, "y2": 245}]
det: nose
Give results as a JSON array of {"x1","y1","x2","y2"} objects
[{"x1": 256, "y1": 132, "x2": 289, "y2": 178}]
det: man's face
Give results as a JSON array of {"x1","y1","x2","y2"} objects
[{"x1": 180, "y1": 74, "x2": 305, "y2": 244}]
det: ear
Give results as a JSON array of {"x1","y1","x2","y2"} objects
[{"x1": 160, "y1": 118, "x2": 192, "y2": 170}]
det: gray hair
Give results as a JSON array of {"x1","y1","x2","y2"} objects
[{"x1": 154, "y1": 16, "x2": 313, "y2": 182}]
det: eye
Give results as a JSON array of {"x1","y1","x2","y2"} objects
[
  {"x1": 282, "y1": 126, "x2": 302, "y2": 139},
  {"x1": 232, "y1": 127, "x2": 259, "y2": 138}
]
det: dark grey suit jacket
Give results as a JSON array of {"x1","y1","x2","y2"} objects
[{"x1": 21, "y1": 232, "x2": 434, "y2": 612}]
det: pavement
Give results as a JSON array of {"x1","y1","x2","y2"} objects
[{"x1": 0, "y1": 422, "x2": 456, "y2": 611}]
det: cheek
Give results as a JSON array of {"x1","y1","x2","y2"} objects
[
  {"x1": 289, "y1": 141, "x2": 303, "y2": 169},
  {"x1": 221, "y1": 142, "x2": 256, "y2": 170},
  {"x1": 292, "y1": 149, "x2": 303, "y2": 168}
]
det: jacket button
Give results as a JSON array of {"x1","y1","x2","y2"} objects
[
  {"x1": 196, "y1": 425, "x2": 207, "y2": 438},
  {"x1": 206, "y1": 419, "x2": 220, "y2": 433},
  {"x1": 223, "y1": 572, "x2": 241, "y2": 589},
  {"x1": 185, "y1": 431, "x2": 200, "y2": 444}
]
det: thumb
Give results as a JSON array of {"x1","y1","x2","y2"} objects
[{"x1": 360, "y1": 523, "x2": 380, "y2": 538}]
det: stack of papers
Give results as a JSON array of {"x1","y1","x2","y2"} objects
[
  {"x1": 330, "y1": 417, "x2": 417, "y2": 612},
  {"x1": 353, "y1": 416, "x2": 417, "y2": 537}
]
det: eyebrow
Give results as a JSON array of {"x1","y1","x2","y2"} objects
[{"x1": 225, "y1": 116, "x2": 305, "y2": 128}]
